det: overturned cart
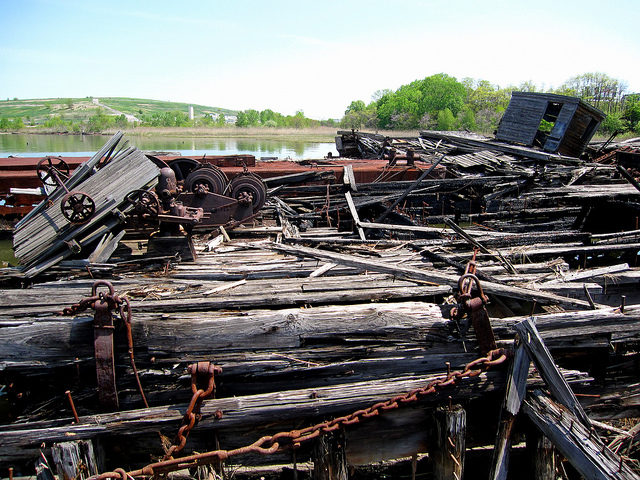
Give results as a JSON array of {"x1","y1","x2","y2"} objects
[{"x1": 11, "y1": 132, "x2": 267, "y2": 277}]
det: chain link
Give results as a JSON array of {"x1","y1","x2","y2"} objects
[
  {"x1": 164, "y1": 362, "x2": 221, "y2": 459},
  {"x1": 88, "y1": 348, "x2": 507, "y2": 480}
]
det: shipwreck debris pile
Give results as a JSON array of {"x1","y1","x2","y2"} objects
[{"x1": 2, "y1": 108, "x2": 640, "y2": 478}]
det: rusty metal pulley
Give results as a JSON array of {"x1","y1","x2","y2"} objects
[
  {"x1": 230, "y1": 172, "x2": 267, "y2": 210},
  {"x1": 184, "y1": 165, "x2": 229, "y2": 195}
]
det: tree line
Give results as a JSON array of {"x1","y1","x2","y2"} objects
[
  {"x1": 340, "y1": 72, "x2": 640, "y2": 136},
  {"x1": 0, "y1": 107, "x2": 337, "y2": 133}
]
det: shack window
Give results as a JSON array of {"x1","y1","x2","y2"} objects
[
  {"x1": 534, "y1": 102, "x2": 563, "y2": 147},
  {"x1": 581, "y1": 117, "x2": 599, "y2": 142}
]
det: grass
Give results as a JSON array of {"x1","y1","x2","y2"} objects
[
  {"x1": 98, "y1": 97, "x2": 236, "y2": 118},
  {"x1": 107, "y1": 126, "x2": 423, "y2": 142},
  {"x1": 0, "y1": 97, "x2": 237, "y2": 125}
]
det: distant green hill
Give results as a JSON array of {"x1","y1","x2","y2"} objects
[{"x1": 0, "y1": 97, "x2": 237, "y2": 125}]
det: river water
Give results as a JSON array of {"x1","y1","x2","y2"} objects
[{"x1": 0, "y1": 133, "x2": 338, "y2": 159}]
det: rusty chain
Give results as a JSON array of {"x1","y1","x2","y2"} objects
[
  {"x1": 164, "y1": 361, "x2": 222, "y2": 458},
  {"x1": 61, "y1": 281, "x2": 149, "y2": 408},
  {"x1": 88, "y1": 348, "x2": 507, "y2": 480}
]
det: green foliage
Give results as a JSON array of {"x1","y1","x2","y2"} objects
[
  {"x1": 373, "y1": 73, "x2": 467, "y2": 129},
  {"x1": 44, "y1": 115, "x2": 69, "y2": 129},
  {"x1": 457, "y1": 107, "x2": 476, "y2": 131},
  {"x1": 215, "y1": 113, "x2": 226, "y2": 127},
  {"x1": 341, "y1": 71, "x2": 636, "y2": 135},
  {"x1": 86, "y1": 109, "x2": 113, "y2": 132},
  {"x1": 623, "y1": 94, "x2": 640, "y2": 131},
  {"x1": 436, "y1": 108, "x2": 456, "y2": 131},
  {"x1": 598, "y1": 112, "x2": 627, "y2": 135},
  {"x1": 340, "y1": 99, "x2": 377, "y2": 129},
  {"x1": 557, "y1": 72, "x2": 627, "y2": 113}
]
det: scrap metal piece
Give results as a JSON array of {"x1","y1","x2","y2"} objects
[
  {"x1": 450, "y1": 250, "x2": 497, "y2": 355},
  {"x1": 61, "y1": 191, "x2": 96, "y2": 224},
  {"x1": 92, "y1": 281, "x2": 119, "y2": 409}
]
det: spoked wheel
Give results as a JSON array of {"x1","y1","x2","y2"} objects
[
  {"x1": 230, "y1": 173, "x2": 267, "y2": 210},
  {"x1": 125, "y1": 189, "x2": 161, "y2": 218},
  {"x1": 37, "y1": 156, "x2": 70, "y2": 188},
  {"x1": 168, "y1": 158, "x2": 200, "y2": 183},
  {"x1": 61, "y1": 191, "x2": 95, "y2": 224},
  {"x1": 184, "y1": 164, "x2": 229, "y2": 195}
]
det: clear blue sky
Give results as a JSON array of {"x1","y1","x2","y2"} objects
[{"x1": 1, "y1": 0, "x2": 638, "y2": 119}]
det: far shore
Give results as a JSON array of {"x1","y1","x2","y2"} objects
[
  {"x1": 1, "y1": 127, "x2": 631, "y2": 143},
  {"x1": 0, "y1": 126, "x2": 422, "y2": 142}
]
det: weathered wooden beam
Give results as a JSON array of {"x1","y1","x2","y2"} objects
[
  {"x1": 264, "y1": 242, "x2": 596, "y2": 309},
  {"x1": 526, "y1": 430, "x2": 556, "y2": 480},
  {"x1": 429, "y1": 405, "x2": 465, "y2": 480},
  {"x1": 313, "y1": 430, "x2": 348, "y2": 480},
  {"x1": 513, "y1": 317, "x2": 591, "y2": 427},
  {"x1": 489, "y1": 338, "x2": 531, "y2": 480},
  {"x1": 345, "y1": 190, "x2": 366, "y2": 241},
  {"x1": 523, "y1": 390, "x2": 640, "y2": 480},
  {"x1": 51, "y1": 440, "x2": 99, "y2": 480}
]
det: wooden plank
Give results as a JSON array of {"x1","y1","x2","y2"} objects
[
  {"x1": 489, "y1": 339, "x2": 531, "y2": 480},
  {"x1": 523, "y1": 390, "x2": 639, "y2": 480},
  {"x1": 345, "y1": 190, "x2": 366, "y2": 240},
  {"x1": 264, "y1": 242, "x2": 596, "y2": 309},
  {"x1": 514, "y1": 317, "x2": 591, "y2": 427},
  {"x1": 429, "y1": 405, "x2": 466, "y2": 480},
  {"x1": 343, "y1": 164, "x2": 357, "y2": 192}
]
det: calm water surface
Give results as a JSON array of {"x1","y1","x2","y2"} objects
[{"x1": 0, "y1": 133, "x2": 338, "y2": 159}]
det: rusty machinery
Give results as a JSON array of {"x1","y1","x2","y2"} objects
[
  {"x1": 36, "y1": 156, "x2": 96, "y2": 224},
  {"x1": 125, "y1": 160, "x2": 267, "y2": 258}
]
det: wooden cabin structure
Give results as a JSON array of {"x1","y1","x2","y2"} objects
[{"x1": 495, "y1": 92, "x2": 605, "y2": 157}]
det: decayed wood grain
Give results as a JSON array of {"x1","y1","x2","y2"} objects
[{"x1": 523, "y1": 390, "x2": 640, "y2": 480}]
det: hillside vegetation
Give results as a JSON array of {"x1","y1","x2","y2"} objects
[
  {"x1": 2, "y1": 72, "x2": 638, "y2": 136},
  {"x1": 341, "y1": 72, "x2": 639, "y2": 136},
  {"x1": 0, "y1": 96, "x2": 332, "y2": 133}
]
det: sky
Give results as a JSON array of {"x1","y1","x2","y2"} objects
[{"x1": 0, "y1": 0, "x2": 639, "y2": 120}]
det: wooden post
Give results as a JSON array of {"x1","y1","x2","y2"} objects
[
  {"x1": 313, "y1": 429, "x2": 348, "y2": 480},
  {"x1": 430, "y1": 405, "x2": 466, "y2": 480},
  {"x1": 526, "y1": 428, "x2": 556, "y2": 480},
  {"x1": 489, "y1": 338, "x2": 531, "y2": 480},
  {"x1": 51, "y1": 440, "x2": 99, "y2": 480}
]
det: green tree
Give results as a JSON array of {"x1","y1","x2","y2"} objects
[
  {"x1": 557, "y1": 72, "x2": 627, "y2": 113},
  {"x1": 436, "y1": 108, "x2": 456, "y2": 130},
  {"x1": 244, "y1": 109, "x2": 260, "y2": 126},
  {"x1": 623, "y1": 94, "x2": 640, "y2": 131},
  {"x1": 598, "y1": 112, "x2": 627, "y2": 135},
  {"x1": 235, "y1": 111, "x2": 248, "y2": 127},
  {"x1": 259, "y1": 109, "x2": 276, "y2": 124},
  {"x1": 457, "y1": 107, "x2": 476, "y2": 131},
  {"x1": 215, "y1": 113, "x2": 226, "y2": 127}
]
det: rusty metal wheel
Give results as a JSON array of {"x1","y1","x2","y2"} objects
[
  {"x1": 37, "y1": 156, "x2": 70, "y2": 188},
  {"x1": 230, "y1": 173, "x2": 267, "y2": 210},
  {"x1": 61, "y1": 191, "x2": 95, "y2": 224},
  {"x1": 125, "y1": 189, "x2": 161, "y2": 217},
  {"x1": 168, "y1": 157, "x2": 200, "y2": 182},
  {"x1": 185, "y1": 165, "x2": 229, "y2": 195}
]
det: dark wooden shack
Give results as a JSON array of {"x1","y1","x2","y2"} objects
[{"x1": 495, "y1": 92, "x2": 605, "y2": 157}]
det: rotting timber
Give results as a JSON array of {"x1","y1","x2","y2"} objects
[{"x1": 2, "y1": 96, "x2": 640, "y2": 479}]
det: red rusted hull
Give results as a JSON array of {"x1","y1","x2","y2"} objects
[{"x1": 0, "y1": 154, "x2": 445, "y2": 217}]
